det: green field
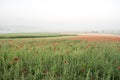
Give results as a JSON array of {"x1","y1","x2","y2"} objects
[
  {"x1": 0, "y1": 36, "x2": 120, "y2": 80},
  {"x1": 0, "y1": 33, "x2": 76, "y2": 39}
]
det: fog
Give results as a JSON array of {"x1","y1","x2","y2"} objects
[{"x1": 0, "y1": 0, "x2": 120, "y2": 33}]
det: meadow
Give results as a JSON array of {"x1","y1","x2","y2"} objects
[
  {"x1": 0, "y1": 33, "x2": 76, "y2": 39},
  {"x1": 0, "y1": 35, "x2": 120, "y2": 80}
]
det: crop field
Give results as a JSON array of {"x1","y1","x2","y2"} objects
[
  {"x1": 0, "y1": 33, "x2": 76, "y2": 39},
  {"x1": 0, "y1": 34, "x2": 120, "y2": 80}
]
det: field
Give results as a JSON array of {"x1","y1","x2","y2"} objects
[
  {"x1": 0, "y1": 33, "x2": 76, "y2": 39},
  {"x1": 0, "y1": 33, "x2": 120, "y2": 80}
]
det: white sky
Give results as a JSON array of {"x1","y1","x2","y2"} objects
[{"x1": 0, "y1": 0, "x2": 120, "y2": 32}]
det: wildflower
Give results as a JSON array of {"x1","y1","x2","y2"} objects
[
  {"x1": 118, "y1": 66, "x2": 120, "y2": 70},
  {"x1": 91, "y1": 77, "x2": 94, "y2": 80},
  {"x1": 64, "y1": 60, "x2": 67, "y2": 64},
  {"x1": 43, "y1": 70, "x2": 48, "y2": 74},
  {"x1": 13, "y1": 57, "x2": 19, "y2": 61}
]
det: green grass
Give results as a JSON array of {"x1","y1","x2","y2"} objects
[
  {"x1": 0, "y1": 33, "x2": 76, "y2": 39},
  {"x1": 0, "y1": 39, "x2": 120, "y2": 80}
]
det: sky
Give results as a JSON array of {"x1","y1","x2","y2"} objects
[{"x1": 0, "y1": 0, "x2": 120, "y2": 33}]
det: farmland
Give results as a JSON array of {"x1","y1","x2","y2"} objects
[
  {"x1": 0, "y1": 34, "x2": 120, "y2": 80},
  {"x1": 0, "y1": 33, "x2": 76, "y2": 39}
]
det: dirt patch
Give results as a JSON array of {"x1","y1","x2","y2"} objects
[{"x1": 70, "y1": 34, "x2": 120, "y2": 42}]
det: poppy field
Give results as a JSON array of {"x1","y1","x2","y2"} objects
[{"x1": 0, "y1": 38, "x2": 120, "y2": 80}]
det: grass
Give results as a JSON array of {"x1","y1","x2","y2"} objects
[
  {"x1": 0, "y1": 33, "x2": 76, "y2": 39},
  {"x1": 0, "y1": 38, "x2": 120, "y2": 80}
]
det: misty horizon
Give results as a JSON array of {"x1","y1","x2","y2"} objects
[{"x1": 0, "y1": 0, "x2": 120, "y2": 33}]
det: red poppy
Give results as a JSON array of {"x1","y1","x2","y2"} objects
[
  {"x1": 43, "y1": 70, "x2": 48, "y2": 74},
  {"x1": 91, "y1": 77, "x2": 94, "y2": 80},
  {"x1": 118, "y1": 66, "x2": 120, "y2": 70},
  {"x1": 13, "y1": 57, "x2": 19, "y2": 61},
  {"x1": 64, "y1": 60, "x2": 67, "y2": 64}
]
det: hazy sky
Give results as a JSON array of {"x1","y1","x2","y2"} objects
[{"x1": 0, "y1": 0, "x2": 120, "y2": 33}]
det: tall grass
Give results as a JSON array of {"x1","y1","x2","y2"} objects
[{"x1": 0, "y1": 39, "x2": 120, "y2": 80}]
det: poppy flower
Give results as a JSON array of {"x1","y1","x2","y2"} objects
[
  {"x1": 64, "y1": 60, "x2": 67, "y2": 64},
  {"x1": 13, "y1": 57, "x2": 19, "y2": 61},
  {"x1": 91, "y1": 77, "x2": 94, "y2": 80},
  {"x1": 43, "y1": 70, "x2": 48, "y2": 74},
  {"x1": 118, "y1": 66, "x2": 120, "y2": 70}
]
